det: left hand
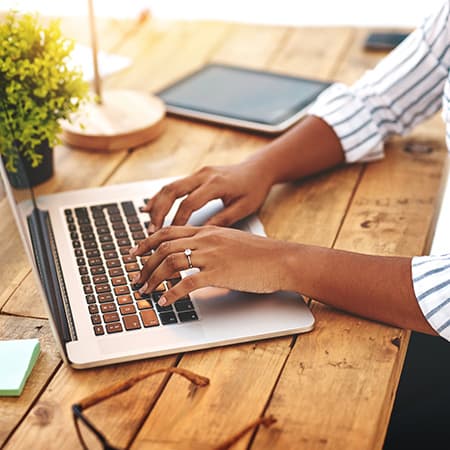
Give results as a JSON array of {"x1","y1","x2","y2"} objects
[{"x1": 130, "y1": 225, "x2": 297, "y2": 306}]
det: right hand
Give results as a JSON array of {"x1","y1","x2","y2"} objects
[{"x1": 142, "y1": 160, "x2": 274, "y2": 231}]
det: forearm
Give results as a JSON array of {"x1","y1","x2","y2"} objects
[
  {"x1": 284, "y1": 243, "x2": 436, "y2": 335},
  {"x1": 247, "y1": 115, "x2": 345, "y2": 185}
]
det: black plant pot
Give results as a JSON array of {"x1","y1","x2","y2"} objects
[{"x1": 5, "y1": 141, "x2": 54, "y2": 190}]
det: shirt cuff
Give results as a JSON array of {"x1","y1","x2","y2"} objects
[
  {"x1": 411, "y1": 255, "x2": 450, "y2": 341},
  {"x1": 308, "y1": 83, "x2": 385, "y2": 163}
]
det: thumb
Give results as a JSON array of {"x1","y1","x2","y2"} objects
[{"x1": 205, "y1": 200, "x2": 249, "y2": 227}]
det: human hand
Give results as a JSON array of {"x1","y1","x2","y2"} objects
[
  {"x1": 142, "y1": 160, "x2": 274, "y2": 232},
  {"x1": 130, "y1": 225, "x2": 297, "y2": 306}
]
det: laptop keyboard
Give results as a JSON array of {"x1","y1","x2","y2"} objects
[{"x1": 64, "y1": 201, "x2": 198, "y2": 337}]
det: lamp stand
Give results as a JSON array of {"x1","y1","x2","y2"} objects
[{"x1": 61, "y1": 0, "x2": 165, "y2": 151}]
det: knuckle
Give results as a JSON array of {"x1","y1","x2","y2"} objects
[
  {"x1": 160, "y1": 184, "x2": 174, "y2": 197},
  {"x1": 166, "y1": 254, "x2": 179, "y2": 271},
  {"x1": 158, "y1": 241, "x2": 171, "y2": 255},
  {"x1": 182, "y1": 275, "x2": 198, "y2": 291}
]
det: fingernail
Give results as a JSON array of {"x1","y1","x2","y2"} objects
[
  {"x1": 129, "y1": 246, "x2": 138, "y2": 255},
  {"x1": 139, "y1": 283, "x2": 148, "y2": 294},
  {"x1": 148, "y1": 224, "x2": 156, "y2": 233},
  {"x1": 158, "y1": 296, "x2": 167, "y2": 306}
]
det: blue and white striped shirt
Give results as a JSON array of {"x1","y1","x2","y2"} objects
[{"x1": 309, "y1": 0, "x2": 450, "y2": 340}]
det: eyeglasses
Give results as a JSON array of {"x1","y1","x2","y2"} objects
[{"x1": 72, "y1": 366, "x2": 276, "y2": 450}]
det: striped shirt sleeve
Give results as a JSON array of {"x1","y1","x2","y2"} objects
[
  {"x1": 412, "y1": 255, "x2": 450, "y2": 340},
  {"x1": 309, "y1": 0, "x2": 450, "y2": 163}
]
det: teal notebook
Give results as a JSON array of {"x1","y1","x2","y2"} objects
[{"x1": 0, "y1": 338, "x2": 40, "y2": 397}]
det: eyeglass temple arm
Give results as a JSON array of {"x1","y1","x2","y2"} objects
[
  {"x1": 213, "y1": 415, "x2": 277, "y2": 450},
  {"x1": 78, "y1": 367, "x2": 210, "y2": 410}
]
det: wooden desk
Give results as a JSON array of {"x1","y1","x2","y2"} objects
[{"x1": 0, "y1": 16, "x2": 446, "y2": 450}]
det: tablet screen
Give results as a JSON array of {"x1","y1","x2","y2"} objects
[{"x1": 158, "y1": 64, "x2": 331, "y2": 127}]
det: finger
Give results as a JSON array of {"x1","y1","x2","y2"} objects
[
  {"x1": 136, "y1": 237, "x2": 197, "y2": 284},
  {"x1": 205, "y1": 199, "x2": 250, "y2": 227},
  {"x1": 130, "y1": 225, "x2": 198, "y2": 257},
  {"x1": 140, "y1": 250, "x2": 205, "y2": 294},
  {"x1": 145, "y1": 176, "x2": 204, "y2": 230},
  {"x1": 157, "y1": 273, "x2": 208, "y2": 306},
  {"x1": 171, "y1": 184, "x2": 221, "y2": 226}
]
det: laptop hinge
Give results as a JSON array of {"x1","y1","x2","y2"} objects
[{"x1": 27, "y1": 208, "x2": 77, "y2": 343}]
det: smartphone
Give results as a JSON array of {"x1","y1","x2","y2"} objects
[{"x1": 364, "y1": 32, "x2": 409, "y2": 51}]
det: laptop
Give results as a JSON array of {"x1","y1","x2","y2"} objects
[{"x1": 0, "y1": 157, "x2": 314, "y2": 369}]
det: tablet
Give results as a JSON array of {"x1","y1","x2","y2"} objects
[{"x1": 157, "y1": 64, "x2": 331, "y2": 134}]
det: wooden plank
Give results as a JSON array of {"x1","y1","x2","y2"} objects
[
  {"x1": 0, "y1": 315, "x2": 60, "y2": 448},
  {"x1": 253, "y1": 29, "x2": 447, "y2": 450},
  {"x1": 130, "y1": 25, "x2": 359, "y2": 450}
]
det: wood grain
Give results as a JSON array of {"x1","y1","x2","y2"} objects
[{"x1": 0, "y1": 315, "x2": 60, "y2": 448}]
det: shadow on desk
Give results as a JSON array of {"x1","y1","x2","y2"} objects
[{"x1": 384, "y1": 332, "x2": 450, "y2": 449}]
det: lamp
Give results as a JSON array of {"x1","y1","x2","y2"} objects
[{"x1": 61, "y1": 0, "x2": 165, "y2": 151}]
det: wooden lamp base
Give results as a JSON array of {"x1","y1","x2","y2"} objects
[{"x1": 61, "y1": 89, "x2": 166, "y2": 151}]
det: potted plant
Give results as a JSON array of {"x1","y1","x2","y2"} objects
[{"x1": 0, "y1": 12, "x2": 89, "y2": 189}]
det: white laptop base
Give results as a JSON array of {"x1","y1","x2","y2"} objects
[{"x1": 16, "y1": 178, "x2": 314, "y2": 369}]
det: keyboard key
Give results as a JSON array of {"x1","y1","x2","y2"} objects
[
  {"x1": 85, "y1": 294, "x2": 96, "y2": 304},
  {"x1": 112, "y1": 222, "x2": 126, "y2": 231},
  {"x1": 134, "y1": 291, "x2": 151, "y2": 300},
  {"x1": 76, "y1": 257, "x2": 86, "y2": 266},
  {"x1": 84, "y1": 241, "x2": 97, "y2": 250},
  {"x1": 112, "y1": 276, "x2": 127, "y2": 286},
  {"x1": 123, "y1": 315, "x2": 141, "y2": 330},
  {"x1": 72, "y1": 240, "x2": 81, "y2": 248},
  {"x1": 70, "y1": 231, "x2": 79, "y2": 240},
  {"x1": 117, "y1": 238, "x2": 131, "y2": 247},
  {"x1": 106, "y1": 323, "x2": 123, "y2": 334},
  {"x1": 127, "y1": 216, "x2": 139, "y2": 224},
  {"x1": 120, "y1": 304, "x2": 136, "y2": 315},
  {"x1": 106, "y1": 259, "x2": 121, "y2": 268},
  {"x1": 103, "y1": 312, "x2": 120, "y2": 323},
  {"x1": 128, "y1": 272, "x2": 140, "y2": 282},
  {"x1": 159, "y1": 311, "x2": 177, "y2": 325},
  {"x1": 121, "y1": 201, "x2": 137, "y2": 216},
  {"x1": 178, "y1": 311, "x2": 199, "y2": 322},
  {"x1": 136, "y1": 300, "x2": 153, "y2": 310},
  {"x1": 156, "y1": 303, "x2": 174, "y2": 312},
  {"x1": 153, "y1": 282, "x2": 166, "y2": 293},
  {"x1": 64, "y1": 209, "x2": 73, "y2": 216},
  {"x1": 99, "y1": 234, "x2": 113, "y2": 243},
  {"x1": 75, "y1": 249, "x2": 84, "y2": 258},
  {"x1": 66, "y1": 215, "x2": 74, "y2": 224},
  {"x1": 109, "y1": 215, "x2": 123, "y2": 223},
  {"x1": 117, "y1": 295, "x2": 133, "y2": 305},
  {"x1": 97, "y1": 293, "x2": 114, "y2": 303},
  {"x1": 132, "y1": 231, "x2": 146, "y2": 240},
  {"x1": 174, "y1": 299, "x2": 195, "y2": 312},
  {"x1": 77, "y1": 217, "x2": 91, "y2": 225},
  {"x1": 125, "y1": 263, "x2": 140, "y2": 272},
  {"x1": 88, "y1": 258, "x2": 103, "y2": 267},
  {"x1": 86, "y1": 249, "x2": 100, "y2": 258},
  {"x1": 97, "y1": 226, "x2": 110, "y2": 235},
  {"x1": 79, "y1": 266, "x2": 88, "y2": 276},
  {"x1": 91, "y1": 266, "x2": 106, "y2": 275},
  {"x1": 91, "y1": 314, "x2": 101, "y2": 325},
  {"x1": 109, "y1": 267, "x2": 124, "y2": 277},
  {"x1": 93, "y1": 325, "x2": 104, "y2": 336},
  {"x1": 140, "y1": 310, "x2": 159, "y2": 327},
  {"x1": 68, "y1": 224, "x2": 77, "y2": 232},
  {"x1": 82, "y1": 233, "x2": 95, "y2": 242},
  {"x1": 114, "y1": 286, "x2": 130, "y2": 296},
  {"x1": 122, "y1": 255, "x2": 137, "y2": 263},
  {"x1": 129, "y1": 223, "x2": 143, "y2": 232},
  {"x1": 167, "y1": 277, "x2": 182, "y2": 288},
  {"x1": 120, "y1": 247, "x2": 132, "y2": 256},
  {"x1": 88, "y1": 304, "x2": 99, "y2": 314},
  {"x1": 104, "y1": 251, "x2": 118, "y2": 260},
  {"x1": 95, "y1": 284, "x2": 111, "y2": 294},
  {"x1": 93, "y1": 275, "x2": 108, "y2": 284},
  {"x1": 84, "y1": 285, "x2": 94, "y2": 295},
  {"x1": 75, "y1": 207, "x2": 89, "y2": 218},
  {"x1": 80, "y1": 224, "x2": 93, "y2": 233},
  {"x1": 114, "y1": 230, "x2": 129, "y2": 239},
  {"x1": 95, "y1": 218, "x2": 107, "y2": 227},
  {"x1": 101, "y1": 242, "x2": 115, "y2": 251},
  {"x1": 100, "y1": 303, "x2": 117, "y2": 313},
  {"x1": 81, "y1": 275, "x2": 91, "y2": 285}
]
